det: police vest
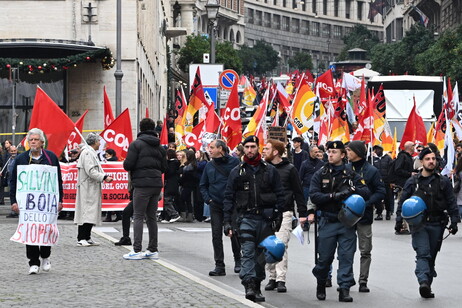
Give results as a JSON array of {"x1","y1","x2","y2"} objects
[
  {"x1": 319, "y1": 165, "x2": 355, "y2": 213},
  {"x1": 234, "y1": 162, "x2": 277, "y2": 212},
  {"x1": 411, "y1": 174, "x2": 446, "y2": 217}
]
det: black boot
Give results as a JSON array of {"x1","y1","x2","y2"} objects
[
  {"x1": 234, "y1": 259, "x2": 241, "y2": 273},
  {"x1": 245, "y1": 280, "x2": 256, "y2": 302},
  {"x1": 265, "y1": 279, "x2": 277, "y2": 291},
  {"x1": 114, "y1": 236, "x2": 132, "y2": 246},
  {"x1": 419, "y1": 281, "x2": 435, "y2": 298},
  {"x1": 254, "y1": 282, "x2": 265, "y2": 302},
  {"x1": 316, "y1": 283, "x2": 326, "y2": 301},
  {"x1": 359, "y1": 283, "x2": 370, "y2": 293},
  {"x1": 386, "y1": 212, "x2": 391, "y2": 220},
  {"x1": 339, "y1": 288, "x2": 353, "y2": 302},
  {"x1": 277, "y1": 281, "x2": 287, "y2": 293},
  {"x1": 209, "y1": 267, "x2": 226, "y2": 276},
  {"x1": 325, "y1": 278, "x2": 333, "y2": 287}
]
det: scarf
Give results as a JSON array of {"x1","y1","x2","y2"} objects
[{"x1": 243, "y1": 153, "x2": 262, "y2": 166}]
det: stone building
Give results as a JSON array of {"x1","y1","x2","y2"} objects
[
  {"x1": 244, "y1": 0, "x2": 383, "y2": 74},
  {"x1": 0, "y1": 0, "x2": 170, "y2": 141}
]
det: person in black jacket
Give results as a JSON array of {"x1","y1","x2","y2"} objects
[
  {"x1": 309, "y1": 141, "x2": 370, "y2": 302},
  {"x1": 160, "y1": 149, "x2": 181, "y2": 223},
  {"x1": 291, "y1": 137, "x2": 309, "y2": 172},
  {"x1": 346, "y1": 141, "x2": 385, "y2": 293},
  {"x1": 223, "y1": 136, "x2": 285, "y2": 302},
  {"x1": 373, "y1": 145, "x2": 394, "y2": 220},
  {"x1": 299, "y1": 145, "x2": 324, "y2": 203},
  {"x1": 10, "y1": 129, "x2": 63, "y2": 274},
  {"x1": 123, "y1": 118, "x2": 167, "y2": 260},
  {"x1": 393, "y1": 141, "x2": 416, "y2": 189},
  {"x1": 200, "y1": 139, "x2": 241, "y2": 277},
  {"x1": 263, "y1": 139, "x2": 307, "y2": 293},
  {"x1": 179, "y1": 150, "x2": 198, "y2": 222}
]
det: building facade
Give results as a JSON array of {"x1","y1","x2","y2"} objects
[
  {"x1": 244, "y1": 0, "x2": 383, "y2": 74},
  {"x1": 0, "y1": 0, "x2": 170, "y2": 141}
]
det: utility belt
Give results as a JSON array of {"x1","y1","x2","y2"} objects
[
  {"x1": 320, "y1": 211, "x2": 340, "y2": 223},
  {"x1": 425, "y1": 212, "x2": 448, "y2": 224}
]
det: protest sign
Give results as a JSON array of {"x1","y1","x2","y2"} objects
[{"x1": 11, "y1": 165, "x2": 60, "y2": 246}]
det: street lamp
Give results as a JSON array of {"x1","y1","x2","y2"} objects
[{"x1": 205, "y1": 0, "x2": 220, "y2": 64}]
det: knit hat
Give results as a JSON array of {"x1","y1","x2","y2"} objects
[{"x1": 346, "y1": 141, "x2": 367, "y2": 159}]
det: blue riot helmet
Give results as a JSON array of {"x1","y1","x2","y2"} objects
[
  {"x1": 338, "y1": 194, "x2": 366, "y2": 227},
  {"x1": 259, "y1": 235, "x2": 285, "y2": 263},
  {"x1": 402, "y1": 196, "x2": 427, "y2": 231}
]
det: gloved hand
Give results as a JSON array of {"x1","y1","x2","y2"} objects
[
  {"x1": 271, "y1": 209, "x2": 283, "y2": 232},
  {"x1": 333, "y1": 189, "x2": 351, "y2": 201},
  {"x1": 395, "y1": 221, "x2": 403, "y2": 233},
  {"x1": 449, "y1": 222, "x2": 458, "y2": 235},
  {"x1": 223, "y1": 222, "x2": 233, "y2": 236}
]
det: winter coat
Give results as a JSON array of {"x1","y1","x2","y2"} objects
[
  {"x1": 164, "y1": 159, "x2": 180, "y2": 196},
  {"x1": 74, "y1": 146, "x2": 106, "y2": 226},
  {"x1": 299, "y1": 156, "x2": 324, "y2": 189},
  {"x1": 123, "y1": 130, "x2": 167, "y2": 188},
  {"x1": 9, "y1": 149, "x2": 63, "y2": 204},
  {"x1": 200, "y1": 154, "x2": 240, "y2": 206},
  {"x1": 393, "y1": 150, "x2": 414, "y2": 188},
  {"x1": 372, "y1": 154, "x2": 393, "y2": 184}
]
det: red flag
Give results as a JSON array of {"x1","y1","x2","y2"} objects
[
  {"x1": 174, "y1": 88, "x2": 187, "y2": 119},
  {"x1": 100, "y1": 108, "x2": 133, "y2": 160},
  {"x1": 400, "y1": 98, "x2": 427, "y2": 149},
  {"x1": 222, "y1": 80, "x2": 242, "y2": 150},
  {"x1": 316, "y1": 70, "x2": 336, "y2": 99},
  {"x1": 28, "y1": 87, "x2": 76, "y2": 156},
  {"x1": 103, "y1": 86, "x2": 115, "y2": 128},
  {"x1": 183, "y1": 121, "x2": 205, "y2": 150},
  {"x1": 67, "y1": 110, "x2": 88, "y2": 150},
  {"x1": 160, "y1": 115, "x2": 169, "y2": 146}
]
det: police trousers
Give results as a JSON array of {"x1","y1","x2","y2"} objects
[
  {"x1": 238, "y1": 215, "x2": 272, "y2": 285},
  {"x1": 313, "y1": 217, "x2": 357, "y2": 289},
  {"x1": 266, "y1": 211, "x2": 293, "y2": 282},
  {"x1": 411, "y1": 222, "x2": 445, "y2": 285}
]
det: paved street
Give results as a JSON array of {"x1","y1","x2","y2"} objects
[{"x1": 1, "y1": 202, "x2": 461, "y2": 307}]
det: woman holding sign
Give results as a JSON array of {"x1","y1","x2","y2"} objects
[
  {"x1": 9, "y1": 128, "x2": 64, "y2": 275},
  {"x1": 74, "y1": 133, "x2": 113, "y2": 247}
]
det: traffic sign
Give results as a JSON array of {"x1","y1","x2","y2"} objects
[{"x1": 219, "y1": 69, "x2": 239, "y2": 90}]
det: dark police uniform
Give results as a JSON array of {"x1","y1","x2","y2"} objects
[
  {"x1": 223, "y1": 155, "x2": 285, "y2": 301},
  {"x1": 396, "y1": 151, "x2": 460, "y2": 297},
  {"x1": 309, "y1": 141, "x2": 370, "y2": 301}
]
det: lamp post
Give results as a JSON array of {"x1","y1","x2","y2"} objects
[
  {"x1": 205, "y1": 0, "x2": 220, "y2": 64},
  {"x1": 114, "y1": 0, "x2": 123, "y2": 116}
]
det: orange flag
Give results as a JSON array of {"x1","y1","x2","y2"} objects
[{"x1": 28, "y1": 87, "x2": 76, "y2": 156}]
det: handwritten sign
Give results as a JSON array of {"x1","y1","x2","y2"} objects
[{"x1": 11, "y1": 165, "x2": 60, "y2": 246}]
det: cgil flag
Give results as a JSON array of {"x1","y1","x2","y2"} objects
[
  {"x1": 222, "y1": 80, "x2": 242, "y2": 150},
  {"x1": 28, "y1": 87, "x2": 76, "y2": 156},
  {"x1": 67, "y1": 109, "x2": 89, "y2": 151},
  {"x1": 290, "y1": 82, "x2": 317, "y2": 134},
  {"x1": 103, "y1": 86, "x2": 115, "y2": 128},
  {"x1": 100, "y1": 108, "x2": 133, "y2": 160}
]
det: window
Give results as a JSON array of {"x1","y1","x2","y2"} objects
[
  {"x1": 292, "y1": 18, "x2": 300, "y2": 33},
  {"x1": 345, "y1": 0, "x2": 351, "y2": 19},
  {"x1": 255, "y1": 10, "x2": 262, "y2": 26},
  {"x1": 322, "y1": 24, "x2": 331, "y2": 38},
  {"x1": 396, "y1": 18, "x2": 403, "y2": 40},
  {"x1": 357, "y1": 1, "x2": 363, "y2": 20},
  {"x1": 247, "y1": 8, "x2": 254, "y2": 24},
  {"x1": 264, "y1": 12, "x2": 271, "y2": 27},
  {"x1": 323, "y1": 0, "x2": 327, "y2": 15},
  {"x1": 333, "y1": 25, "x2": 343, "y2": 38},
  {"x1": 301, "y1": 20, "x2": 310, "y2": 34},
  {"x1": 334, "y1": 0, "x2": 339, "y2": 17},
  {"x1": 311, "y1": 22, "x2": 320, "y2": 36},
  {"x1": 273, "y1": 14, "x2": 281, "y2": 30},
  {"x1": 312, "y1": 0, "x2": 317, "y2": 15},
  {"x1": 282, "y1": 16, "x2": 290, "y2": 31}
]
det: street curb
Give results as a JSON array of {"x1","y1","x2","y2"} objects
[{"x1": 92, "y1": 229, "x2": 264, "y2": 308}]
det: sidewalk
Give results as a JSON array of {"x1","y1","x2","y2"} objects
[{"x1": 0, "y1": 216, "x2": 258, "y2": 307}]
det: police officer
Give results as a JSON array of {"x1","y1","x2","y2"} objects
[
  {"x1": 309, "y1": 141, "x2": 370, "y2": 302},
  {"x1": 346, "y1": 141, "x2": 385, "y2": 293},
  {"x1": 223, "y1": 136, "x2": 285, "y2": 302},
  {"x1": 395, "y1": 147, "x2": 460, "y2": 298}
]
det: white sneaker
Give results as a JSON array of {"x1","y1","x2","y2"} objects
[
  {"x1": 77, "y1": 239, "x2": 91, "y2": 247},
  {"x1": 160, "y1": 219, "x2": 171, "y2": 224},
  {"x1": 204, "y1": 217, "x2": 211, "y2": 222},
  {"x1": 87, "y1": 239, "x2": 100, "y2": 246},
  {"x1": 42, "y1": 258, "x2": 51, "y2": 272},
  {"x1": 169, "y1": 216, "x2": 181, "y2": 223},
  {"x1": 29, "y1": 265, "x2": 39, "y2": 275},
  {"x1": 123, "y1": 251, "x2": 143, "y2": 260},
  {"x1": 141, "y1": 250, "x2": 159, "y2": 260}
]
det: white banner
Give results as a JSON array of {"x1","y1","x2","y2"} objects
[{"x1": 10, "y1": 164, "x2": 60, "y2": 246}]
